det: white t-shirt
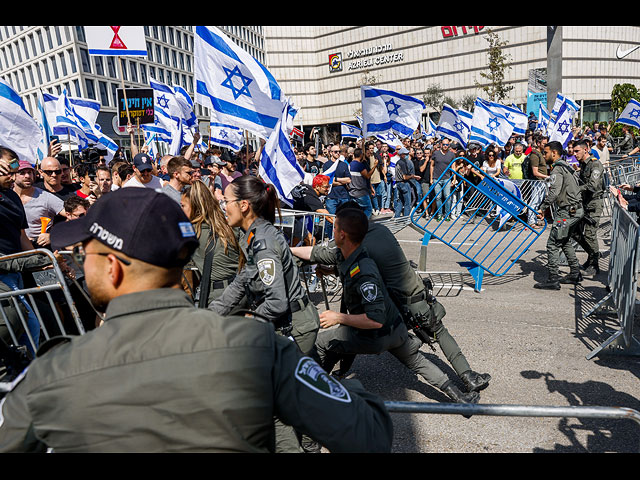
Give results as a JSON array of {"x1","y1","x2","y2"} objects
[
  {"x1": 122, "y1": 175, "x2": 163, "y2": 190},
  {"x1": 21, "y1": 187, "x2": 65, "y2": 239}
]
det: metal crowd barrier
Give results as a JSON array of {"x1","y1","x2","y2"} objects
[
  {"x1": 584, "y1": 198, "x2": 640, "y2": 359},
  {"x1": 384, "y1": 401, "x2": 640, "y2": 451},
  {"x1": 276, "y1": 209, "x2": 335, "y2": 247},
  {"x1": 0, "y1": 249, "x2": 86, "y2": 368},
  {"x1": 410, "y1": 158, "x2": 547, "y2": 292}
]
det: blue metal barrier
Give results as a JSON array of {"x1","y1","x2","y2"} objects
[{"x1": 411, "y1": 157, "x2": 547, "y2": 292}]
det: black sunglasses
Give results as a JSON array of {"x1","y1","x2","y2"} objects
[
  {"x1": 41, "y1": 169, "x2": 62, "y2": 176},
  {"x1": 71, "y1": 244, "x2": 131, "y2": 267}
]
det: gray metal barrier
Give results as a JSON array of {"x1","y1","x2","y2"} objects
[
  {"x1": 584, "y1": 198, "x2": 640, "y2": 359},
  {"x1": 0, "y1": 249, "x2": 86, "y2": 358},
  {"x1": 276, "y1": 209, "x2": 335, "y2": 247},
  {"x1": 384, "y1": 401, "x2": 640, "y2": 451}
]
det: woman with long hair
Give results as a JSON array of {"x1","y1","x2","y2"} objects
[
  {"x1": 181, "y1": 180, "x2": 245, "y2": 306},
  {"x1": 208, "y1": 175, "x2": 320, "y2": 355}
]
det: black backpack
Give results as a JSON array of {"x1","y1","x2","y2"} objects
[{"x1": 520, "y1": 154, "x2": 533, "y2": 180}]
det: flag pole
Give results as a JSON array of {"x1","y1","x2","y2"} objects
[{"x1": 117, "y1": 56, "x2": 133, "y2": 157}]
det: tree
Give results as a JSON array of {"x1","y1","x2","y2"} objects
[
  {"x1": 423, "y1": 84, "x2": 445, "y2": 118},
  {"x1": 475, "y1": 29, "x2": 514, "y2": 103},
  {"x1": 460, "y1": 94, "x2": 477, "y2": 112},
  {"x1": 611, "y1": 83, "x2": 640, "y2": 136}
]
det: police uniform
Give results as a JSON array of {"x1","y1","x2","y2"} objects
[
  {"x1": 310, "y1": 221, "x2": 490, "y2": 392},
  {"x1": 535, "y1": 159, "x2": 584, "y2": 289},
  {"x1": 0, "y1": 188, "x2": 392, "y2": 453},
  {"x1": 0, "y1": 289, "x2": 393, "y2": 453},
  {"x1": 209, "y1": 217, "x2": 320, "y2": 355},
  {"x1": 574, "y1": 155, "x2": 605, "y2": 274},
  {"x1": 315, "y1": 244, "x2": 479, "y2": 404}
]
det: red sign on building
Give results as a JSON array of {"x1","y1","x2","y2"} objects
[{"x1": 441, "y1": 26, "x2": 485, "y2": 38}]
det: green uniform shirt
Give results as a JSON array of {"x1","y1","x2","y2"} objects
[
  {"x1": 0, "y1": 288, "x2": 393, "y2": 453},
  {"x1": 539, "y1": 160, "x2": 582, "y2": 212},
  {"x1": 578, "y1": 156, "x2": 605, "y2": 205}
]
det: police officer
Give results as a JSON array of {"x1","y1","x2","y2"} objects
[
  {"x1": 314, "y1": 207, "x2": 479, "y2": 404},
  {"x1": 292, "y1": 201, "x2": 491, "y2": 394},
  {"x1": 208, "y1": 175, "x2": 321, "y2": 453},
  {"x1": 572, "y1": 139, "x2": 605, "y2": 276},
  {"x1": 208, "y1": 175, "x2": 320, "y2": 355},
  {"x1": 534, "y1": 141, "x2": 584, "y2": 290},
  {"x1": 0, "y1": 188, "x2": 394, "y2": 453}
]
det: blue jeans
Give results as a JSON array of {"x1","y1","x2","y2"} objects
[
  {"x1": 434, "y1": 178, "x2": 452, "y2": 218},
  {"x1": 0, "y1": 273, "x2": 40, "y2": 356},
  {"x1": 372, "y1": 182, "x2": 385, "y2": 211},
  {"x1": 394, "y1": 182, "x2": 412, "y2": 217},
  {"x1": 383, "y1": 182, "x2": 392, "y2": 209},
  {"x1": 325, "y1": 196, "x2": 350, "y2": 238},
  {"x1": 353, "y1": 195, "x2": 373, "y2": 218}
]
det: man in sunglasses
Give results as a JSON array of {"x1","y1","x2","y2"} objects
[
  {"x1": 35, "y1": 157, "x2": 78, "y2": 202},
  {"x1": 0, "y1": 188, "x2": 394, "y2": 453}
]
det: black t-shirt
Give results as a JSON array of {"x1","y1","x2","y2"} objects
[
  {"x1": 34, "y1": 182, "x2": 79, "y2": 201},
  {"x1": 0, "y1": 188, "x2": 28, "y2": 255},
  {"x1": 293, "y1": 185, "x2": 323, "y2": 212}
]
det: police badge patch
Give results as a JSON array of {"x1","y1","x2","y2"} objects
[
  {"x1": 294, "y1": 357, "x2": 351, "y2": 403},
  {"x1": 257, "y1": 258, "x2": 276, "y2": 286},
  {"x1": 360, "y1": 282, "x2": 378, "y2": 302}
]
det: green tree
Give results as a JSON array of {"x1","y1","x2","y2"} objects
[
  {"x1": 423, "y1": 84, "x2": 445, "y2": 120},
  {"x1": 475, "y1": 29, "x2": 514, "y2": 103},
  {"x1": 610, "y1": 83, "x2": 640, "y2": 136}
]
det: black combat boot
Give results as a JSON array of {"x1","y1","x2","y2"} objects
[
  {"x1": 583, "y1": 253, "x2": 601, "y2": 275},
  {"x1": 442, "y1": 381, "x2": 480, "y2": 404},
  {"x1": 460, "y1": 370, "x2": 491, "y2": 392},
  {"x1": 559, "y1": 271, "x2": 583, "y2": 284},
  {"x1": 534, "y1": 275, "x2": 561, "y2": 290}
]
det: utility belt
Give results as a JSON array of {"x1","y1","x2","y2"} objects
[
  {"x1": 211, "y1": 275, "x2": 236, "y2": 290},
  {"x1": 394, "y1": 278, "x2": 446, "y2": 350},
  {"x1": 253, "y1": 294, "x2": 310, "y2": 334}
]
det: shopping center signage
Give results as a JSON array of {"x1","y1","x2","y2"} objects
[
  {"x1": 330, "y1": 42, "x2": 404, "y2": 73},
  {"x1": 441, "y1": 26, "x2": 485, "y2": 38}
]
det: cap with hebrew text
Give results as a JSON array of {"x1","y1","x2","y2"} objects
[{"x1": 51, "y1": 188, "x2": 198, "y2": 268}]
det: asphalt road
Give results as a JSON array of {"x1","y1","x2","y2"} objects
[{"x1": 308, "y1": 211, "x2": 640, "y2": 453}]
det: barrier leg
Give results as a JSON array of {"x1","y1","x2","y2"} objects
[
  {"x1": 418, "y1": 232, "x2": 432, "y2": 271},
  {"x1": 586, "y1": 329, "x2": 640, "y2": 360},
  {"x1": 459, "y1": 262, "x2": 484, "y2": 292}
]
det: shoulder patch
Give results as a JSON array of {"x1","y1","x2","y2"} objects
[
  {"x1": 349, "y1": 264, "x2": 360, "y2": 277},
  {"x1": 257, "y1": 258, "x2": 276, "y2": 286},
  {"x1": 294, "y1": 357, "x2": 352, "y2": 403},
  {"x1": 360, "y1": 282, "x2": 378, "y2": 302}
]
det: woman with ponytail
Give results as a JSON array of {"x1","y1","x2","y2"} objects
[
  {"x1": 209, "y1": 175, "x2": 320, "y2": 356},
  {"x1": 181, "y1": 180, "x2": 245, "y2": 306}
]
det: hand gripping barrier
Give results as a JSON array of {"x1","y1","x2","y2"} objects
[
  {"x1": 584, "y1": 198, "x2": 640, "y2": 359},
  {"x1": 410, "y1": 157, "x2": 547, "y2": 292}
]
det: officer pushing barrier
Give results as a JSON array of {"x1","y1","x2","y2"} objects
[{"x1": 411, "y1": 157, "x2": 547, "y2": 292}]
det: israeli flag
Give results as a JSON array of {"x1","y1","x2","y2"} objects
[
  {"x1": 150, "y1": 77, "x2": 194, "y2": 152},
  {"x1": 0, "y1": 78, "x2": 42, "y2": 164},
  {"x1": 550, "y1": 93, "x2": 579, "y2": 119},
  {"x1": 616, "y1": 98, "x2": 640, "y2": 129},
  {"x1": 259, "y1": 99, "x2": 305, "y2": 205},
  {"x1": 41, "y1": 91, "x2": 101, "y2": 140},
  {"x1": 210, "y1": 121, "x2": 244, "y2": 152},
  {"x1": 361, "y1": 85, "x2": 425, "y2": 138},
  {"x1": 548, "y1": 99, "x2": 576, "y2": 148},
  {"x1": 469, "y1": 98, "x2": 515, "y2": 147},
  {"x1": 53, "y1": 89, "x2": 119, "y2": 163},
  {"x1": 194, "y1": 25, "x2": 287, "y2": 140},
  {"x1": 375, "y1": 129, "x2": 404, "y2": 149},
  {"x1": 422, "y1": 117, "x2": 438, "y2": 140},
  {"x1": 341, "y1": 122, "x2": 362, "y2": 140},
  {"x1": 494, "y1": 178, "x2": 523, "y2": 229},
  {"x1": 537, "y1": 103, "x2": 551, "y2": 134},
  {"x1": 437, "y1": 104, "x2": 471, "y2": 147},
  {"x1": 490, "y1": 103, "x2": 528, "y2": 136}
]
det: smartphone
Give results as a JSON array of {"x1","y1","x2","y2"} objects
[{"x1": 50, "y1": 135, "x2": 60, "y2": 144}]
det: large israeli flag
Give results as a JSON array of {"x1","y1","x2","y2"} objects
[
  {"x1": 490, "y1": 102, "x2": 528, "y2": 136},
  {"x1": 41, "y1": 92, "x2": 101, "y2": 139},
  {"x1": 469, "y1": 97, "x2": 515, "y2": 147},
  {"x1": 194, "y1": 25, "x2": 286, "y2": 140},
  {"x1": 616, "y1": 98, "x2": 640, "y2": 129},
  {"x1": 548, "y1": 99, "x2": 576, "y2": 148},
  {"x1": 375, "y1": 129, "x2": 404, "y2": 150},
  {"x1": 0, "y1": 78, "x2": 42, "y2": 164},
  {"x1": 437, "y1": 104, "x2": 471, "y2": 147},
  {"x1": 361, "y1": 85, "x2": 425, "y2": 138},
  {"x1": 341, "y1": 122, "x2": 362, "y2": 140},
  {"x1": 551, "y1": 93, "x2": 579, "y2": 119},
  {"x1": 209, "y1": 121, "x2": 244, "y2": 152},
  {"x1": 259, "y1": 99, "x2": 305, "y2": 204}
]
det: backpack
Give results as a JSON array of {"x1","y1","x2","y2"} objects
[{"x1": 520, "y1": 154, "x2": 533, "y2": 180}]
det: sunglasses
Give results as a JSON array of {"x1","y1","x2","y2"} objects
[
  {"x1": 71, "y1": 244, "x2": 131, "y2": 267},
  {"x1": 41, "y1": 169, "x2": 62, "y2": 176}
]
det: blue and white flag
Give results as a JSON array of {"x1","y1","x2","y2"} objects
[
  {"x1": 150, "y1": 77, "x2": 197, "y2": 154},
  {"x1": 40, "y1": 92, "x2": 101, "y2": 139},
  {"x1": 361, "y1": 85, "x2": 425, "y2": 138},
  {"x1": 490, "y1": 102, "x2": 528, "y2": 136},
  {"x1": 341, "y1": 122, "x2": 362, "y2": 140},
  {"x1": 258, "y1": 99, "x2": 305, "y2": 205},
  {"x1": 469, "y1": 98, "x2": 515, "y2": 148},
  {"x1": 437, "y1": 104, "x2": 471, "y2": 147},
  {"x1": 53, "y1": 89, "x2": 119, "y2": 163},
  {"x1": 209, "y1": 121, "x2": 244, "y2": 152},
  {"x1": 548, "y1": 99, "x2": 576, "y2": 148},
  {"x1": 0, "y1": 78, "x2": 42, "y2": 164},
  {"x1": 421, "y1": 117, "x2": 438, "y2": 140},
  {"x1": 616, "y1": 98, "x2": 640, "y2": 129},
  {"x1": 194, "y1": 25, "x2": 288, "y2": 140},
  {"x1": 537, "y1": 103, "x2": 551, "y2": 134},
  {"x1": 494, "y1": 178, "x2": 523, "y2": 229},
  {"x1": 375, "y1": 129, "x2": 404, "y2": 150},
  {"x1": 551, "y1": 93, "x2": 579, "y2": 119}
]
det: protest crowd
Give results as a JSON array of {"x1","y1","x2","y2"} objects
[{"x1": 1, "y1": 25, "x2": 639, "y2": 453}]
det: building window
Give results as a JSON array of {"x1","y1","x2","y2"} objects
[
  {"x1": 85, "y1": 78, "x2": 96, "y2": 100},
  {"x1": 129, "y1": 61, "x2": 138, "y2": 83},
  {"x1": 80, "y1": 48, "x2": 92, "y2": 73},
  {"x1": 107, "y1": 56, "x2": 117, "y2": 78},
  {"x1": 95, "y1": 56, "x2": 104, "y2": 76},
  {"x1": 75, "y1": 27, "x2": 85, "y2": 43},
  {"x1": 67, "y1": 48, "x2": 77, "y2": 74},
  {"x1": 50, "y1": 56, "x2": 59, "y2": 79},
  {"x1": 59, "y1": 53, "x2": 68, "y2": 77},
  {"x1": 140, "y1": 64, "x2": 147, "y2": 84},
  {"x1": 99, "y1": 81, "x2": 109, "y2": 107}
]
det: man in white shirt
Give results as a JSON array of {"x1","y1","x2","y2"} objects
[{"x1": 122, "y1": 153, "x2": 163, "y2": 190}]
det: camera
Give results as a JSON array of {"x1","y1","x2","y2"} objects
[{"x1": 73, "y1": 145, "x2": 107, "y2": 180}]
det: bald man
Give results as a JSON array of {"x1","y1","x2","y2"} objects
[{"x1": 35, "y1": 157, "x2": 78, "y2": 201}]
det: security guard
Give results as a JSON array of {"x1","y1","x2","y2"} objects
[
  {"x1": 0, "y1": 188, "x2": 394, "y2": 453},
  {"x1": 534, "y1": 141, "x2": 584, "y2": 290},
  {"x1": 208, "y1": 176, "x2": 320, "y2": 355},
  {"x1": 292, "y1": 201, "x2": 491, "y2": 394},
  {"x1": 572, "y1": 139, "x2": 605, "y2": 275},
  {"x1": 314, "y1": 207, "x2": 480, "y2": 404}
]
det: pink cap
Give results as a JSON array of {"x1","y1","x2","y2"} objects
[{"x1": 18, "y1": 161, "x2": 35, "y2": 171}]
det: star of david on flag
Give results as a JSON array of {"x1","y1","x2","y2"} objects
[
  {"x1": 209, "y1": 122, "x2": 244, "y2": 152},
  {"x1": 469, "y1": 98, "x2": 514, "y2": 147},
  {"x1": 616, "y1": 98, "x2": 640, "y2": 129},
  {"x1": 548, "y1": 99, "x2": 576, "y2": 148},
  {"x1": 194, "y1": 25, "x2": 291, "y2": 140},
  {"x1": 361, "y1": 85, "x2": 425, "y2": 139},
  {"x1": 341, "y1": 122, "x2": 362, "y2": 140},
  {"x1": 436, "y1": 104, "x2": 471, "y2": 148}
]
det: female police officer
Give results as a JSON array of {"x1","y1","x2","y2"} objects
[{"x1": 208, "y1": 175, "x2": 320, "y2": 355}]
